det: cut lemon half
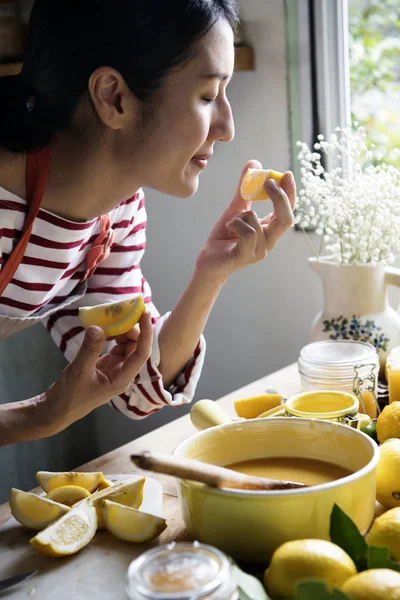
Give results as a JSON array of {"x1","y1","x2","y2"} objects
[
  {"x1": 9, "y1": 488, "x2": 71, "y2": 531},
  {"x1": 102, "y1": 499, "x2": 167, "y2": 542},
  {"x1": 36, "y1": 471, "x2": 106, "y2": 493},
  {"x1": 86, "y1": 477, "x2": 145, "y2": 530},
  {"x1": 78, "y1": 296, "x2": 145, "y2": 337},
  {"x1": 30, "y1": 500, "x2": 97, "y2": 557},
  {"x1": 46, "y1": 485, "x2": 91, "y2": 507},
  {"x1": 240, "y1": 168, "x2": 284, "y2": 201}
]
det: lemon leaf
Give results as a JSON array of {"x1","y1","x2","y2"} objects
[
  {"x1": 295, "y1": 581, "x2": 351, "y2": 600},
  {"x1": 329, "y1": 504, "x2": 368, "y2": 571},
  {"x1": 367, "y1": 545, "x2": 400, "y2": 571}
]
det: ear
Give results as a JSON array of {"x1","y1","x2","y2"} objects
[{"x1": 88, "y1": 67, "x2": 137, "y2": 130}]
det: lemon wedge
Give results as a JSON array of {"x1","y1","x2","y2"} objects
[
  {"x1": 234, "y1": 393, "x2": 283, "y2": 419},
  {"x1": 86, "y1": 477, "x2": 145, "y2": 530},
  {"x1": 36, "y1": 471, "x2": 106, "y2": 493},
  {"x1": 9, "y1": 488, "x2": 70, "y2": 531},
  {"x1": 78, "y1": 296, "x2": 145, "y2": 337},
  {"x1": 96, "y1": 478, "x2": 113, "y2": 491},
  {"x1": 46, "y1": 485, "x2": 91, "y2": 507},
  {"x1": 240, "y1": 168, "x2": 284, "y2": 201},
  {"x1": 102, "y1": 499, "x2": 167, "y2": 542},
  {"x1": 30, "y1": 500, "x2": 97, "y2": 557}
]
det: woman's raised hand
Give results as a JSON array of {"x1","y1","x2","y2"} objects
[{"x1": 196, "y1": 160, "x2": 296, "y2": 279}]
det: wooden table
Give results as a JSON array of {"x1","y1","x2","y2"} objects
[
  {"x1": 0, "y1": 363, "x2": 301, "y2": 528},
  {"x1": 0, "y1": 363, "x2": 385, "y2": 598}
]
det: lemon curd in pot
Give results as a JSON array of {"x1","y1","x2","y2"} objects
[{"x1": 227, "y1": 456, "x2": 353, "y2": 486}]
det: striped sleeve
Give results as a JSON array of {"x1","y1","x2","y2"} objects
[{"x1": 44, "y1": 192, "x2": 206, "y2": 419}]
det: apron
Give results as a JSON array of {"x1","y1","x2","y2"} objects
[{"x1": 0, "y1": 147, "x2": 115, "y2": 341}]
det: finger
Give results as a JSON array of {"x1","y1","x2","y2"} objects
[
  {"x1": 262, "y1": 179, "x2": 294, "y2": 250},
  {"x1": 279, "y1": 171, "x2": 297, "y2": 210},
  {"x1": 230, "y1": 159, "x2": 262, "y2": 211},
  {"x1": 226, "y1": 215, "x2": 258, "y2": 259},
  {"x1": 240, "y1": 210, "x2": 266, "y2": 258},
  {"x1": 120, "y1": 312, "x2": 153, "y2": 379},
  {"x1": 72, "y1": 326, "x2": 106, "y2": 373}
]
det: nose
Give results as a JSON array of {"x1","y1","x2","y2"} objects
[{"x1": 210, "y1": 97, "x2": 235, "y2": 143}]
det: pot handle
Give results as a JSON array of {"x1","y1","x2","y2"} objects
[
  {"x1": 385, "y1": 266, "x2": 400, "y2": 288},
  {"x1": 190, "y1": 399, "x2": 233, "y2": 431}
]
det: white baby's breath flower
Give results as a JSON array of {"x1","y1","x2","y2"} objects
[{"x1": 296, "y1": 124, "x2": 400, "y2": 265}]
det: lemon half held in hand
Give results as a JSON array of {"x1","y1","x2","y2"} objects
[
  {"x1": 78, "y1": 295, "x2": 146, "y2": 337},
  {"x1": 240, "y1": 168, "x2": 284, "y2": 201}
]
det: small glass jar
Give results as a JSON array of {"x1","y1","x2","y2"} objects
[
  {"x1": 126, "y1": 542, "x2": 239, "y2": 600},
  {"x1": 386, "y1": 346, "x2": 400, "y2": 404},
  {"x1": 298, "y1": 340, "x2": 380, "y2": 418}
]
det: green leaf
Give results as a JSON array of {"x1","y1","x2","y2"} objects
[
  {"x1": 367, "y1": 545, "x2": 400, "y2": 572},
  {"x1": 295, "y1": 581, "x2": 351, "y2": 600},
  {"x1": 329, "y1": 504, "x2": 368, "y2": 571},
  {"x1": 231, "y1": 564, "x2": 270, "y2": 600}
]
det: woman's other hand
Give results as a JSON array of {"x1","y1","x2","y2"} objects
[
  {"x1": 44, "y1": 311, "x2": 153, "y2": 434},
  {"x1": 196, "y1": 160, "x2": 296, "y2": 279}
]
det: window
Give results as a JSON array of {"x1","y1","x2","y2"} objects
[{"x1": 286, "y1": 0, "x2": 400, "y2": 172}]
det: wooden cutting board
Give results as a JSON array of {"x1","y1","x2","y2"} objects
[{"x1": 0, "y1": 475, "x2": 189, "y2": 600}]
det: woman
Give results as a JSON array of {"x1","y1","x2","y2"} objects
[{"x1": 0, "y1": 0, "x2": 295, "y2": 446}]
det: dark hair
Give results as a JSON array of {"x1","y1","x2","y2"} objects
[{"x1": 0, "y1": 0, "x2": 238, "y2": 153}]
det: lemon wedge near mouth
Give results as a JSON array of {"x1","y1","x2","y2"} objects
[
  {"x1": 36, "y1": 471, "x2": 106, "y2": 493},
  {"x1": 240, "y1": 168, "x2": 284, "y2": 201},
  {"x1": 30, "y1": 500, "x2": 97, "y2": 557},
  {"x1": 78, "y1": 295, "x2": 146, "y2": 337},
  {"x1": 9, "y1": 488, "x2": 71, "y2": 531},
  {"x1": 46, "y1": 485, "x2": 91, "y2": 507},
  {"x1": 102, "y1": 499, "x2": 167, "y2": 542}
]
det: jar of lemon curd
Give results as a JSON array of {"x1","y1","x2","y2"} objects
[
  {"x1": 298, "y1": 340, "x2": 380, "y2": 418},
  {"x1": 126, "y1": 542, "x2": 239, "y2": 600}
]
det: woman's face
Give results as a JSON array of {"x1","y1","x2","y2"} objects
[{"x1": 128, "y1": 17, "x2": 235, "y2": 198}]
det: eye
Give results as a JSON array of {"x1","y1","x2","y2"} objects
[{"x1": 202, "y1": 97, "x2": 216, "y2": 104}]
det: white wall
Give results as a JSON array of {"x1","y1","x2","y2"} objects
[{"x1": 90, "y1": 0, "x2": 323, "y2": 454}]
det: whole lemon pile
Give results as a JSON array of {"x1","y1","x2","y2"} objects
[
  {"x1": 9, "y1": 470, "x2": 166, "y2": 557},
  {"x1": 263, "y1": 535, "x2": 400, "y2": 600}
]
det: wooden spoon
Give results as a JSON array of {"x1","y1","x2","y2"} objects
[{"x1": 131, "y1": 451, "x2": 307, "y2": 491}]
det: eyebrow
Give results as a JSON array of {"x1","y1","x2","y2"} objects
[{"x1": 202, "y1": 73, "x2": 232, "y2": 81}]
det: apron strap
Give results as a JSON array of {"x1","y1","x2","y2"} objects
[{"x1": 0, "y1": 146, "x2": 50, "y2": 297}]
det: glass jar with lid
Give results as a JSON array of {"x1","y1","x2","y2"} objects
[
  {"x1": 298, "y1": 340, "x2": 380, "y2": 418},
  {"x1": 126, "y1": 542, "x2": 239, "y2": 600}
]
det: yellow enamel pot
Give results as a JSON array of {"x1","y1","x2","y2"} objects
[{"x1": 173, "y1": 401, "x2": 379, "y2": 563}]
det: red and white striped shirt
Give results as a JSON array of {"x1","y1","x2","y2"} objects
[{"x1": 0, "y1": 186, "x2": 205, "y2": 419}]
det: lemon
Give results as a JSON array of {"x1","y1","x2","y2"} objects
[
  {"x1": 9, "y1": 488, "x2": 70, "y2": 531},
  {"x1": 46, "y1": 485, "x2": 91, "y2": 507},
  {"x1": 240, "y1": 168, "x2": 284, "y2": 201},
  {"x1": 86, "y1": 477, "x2": 145, "y2": 529},
  {"x1": 30, "y1": 500, "x2": 97, "y2": 557},
  {"x1": 376, "y1": 402, "x2": 400, "y2": 444},
  {"x1": 264, "y1": 539, "x2": 357, "y2": 599},
  {"x1": 367, "y1": 507, "x2": 400, "y2": 561},
  {"x1": 36, "y1": 471, "x2": 106, "y2": 493},
  {"x1": 102, "y1": 500, "x2": 167, "y2": 542},
  {"x1": 341, "y1": 569, "x2": 400, "y2": 599},
  {"x1": 375, "y1": 438, "x2": 400, "y2": 508},
  {"x1": 78, "y1": 295, "x2": 145, "y2": 337},
  {"x1": 96, "y1": 478, "x2": 113, "y2": 491},
  {"x1": 234, "y1": 393, "x2": 283, "y2": 419}
]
